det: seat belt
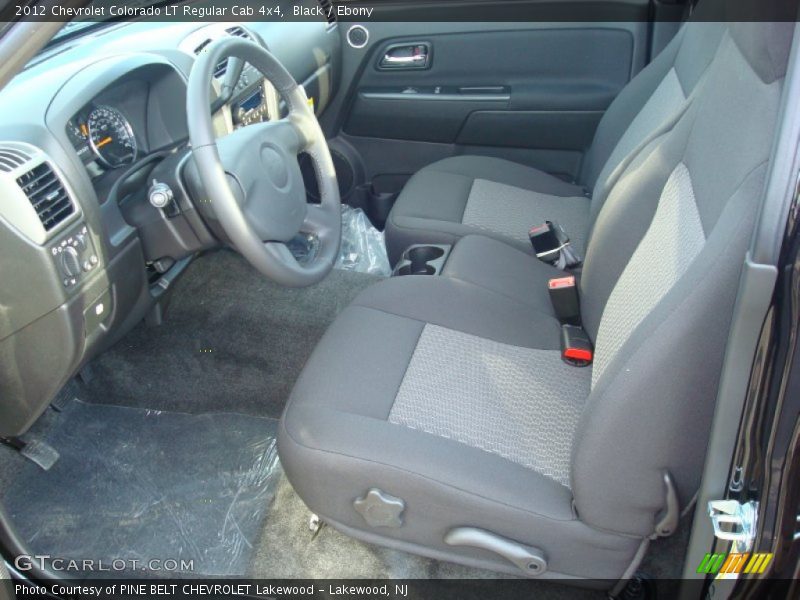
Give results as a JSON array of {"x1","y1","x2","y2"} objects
[
  {"x1": 528, "y1": 221, "x2": 581, "y2": 269},
  {"x1": 547, "y1": 275, "x2": 593, "y2": 367}
]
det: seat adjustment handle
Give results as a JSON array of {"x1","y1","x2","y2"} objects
[{"x1": 444, "y1": 527, "x2": 547, "y2": 576}]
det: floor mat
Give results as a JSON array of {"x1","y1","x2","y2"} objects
[
  {"x1": 81, "y1": 249, "x2": 381, "y2": 418},
  {"x1": 4, "y1": 399, "x2": 280, "y2": 577}
]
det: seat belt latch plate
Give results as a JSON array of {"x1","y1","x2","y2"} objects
[
  {"x1": 529, "y1": 221, "x2": 581, "y2": 268},
  {"x1": 529, "y1": 221, "x2": 565, "y2": 262}
]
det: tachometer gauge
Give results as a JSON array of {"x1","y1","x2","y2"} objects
[
  {"x1": 66, "y1": 119, "x2": 86, "y2": 145},
  {"x1": 87, "y1": 106, "x2": 137, "y2": 168},
  {"x1": 66, "y1": 119, "x2": 94, "y2": 163}
]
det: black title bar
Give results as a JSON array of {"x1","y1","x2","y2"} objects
[{"x1": 1, "y1": 0, "x2": 800, "y2": 23}]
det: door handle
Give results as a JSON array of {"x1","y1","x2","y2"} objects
[
  {"x1": 378, "y1": 43, "x2": 431, "y2": 70},
  {"x1": 383, "y1": 54, "x2": 426, "y2": 65}
]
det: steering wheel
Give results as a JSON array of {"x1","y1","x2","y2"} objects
[{"x1": 186, "y1": 37, "x2": 340, "y2": 287}]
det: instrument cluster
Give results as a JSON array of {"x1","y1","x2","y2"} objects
[{"x1": 66, "y1": 104, "x2": 138, "y2": 173}]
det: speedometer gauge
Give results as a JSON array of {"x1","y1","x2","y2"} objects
[{"x1": 87, "y1": 106, "x2": 137, "y2": 168}]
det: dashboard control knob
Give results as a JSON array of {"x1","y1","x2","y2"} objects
[
  {"x1": 60, "y1": 246, "x2": 81, "y2": 278},
  {"x1": 74, "y1": 233, "x2": 87, "y2": 250},
  {"x1": 149, "y1": 180, "x2": 174, "y2": 209}
]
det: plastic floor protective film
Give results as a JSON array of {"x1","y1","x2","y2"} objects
[
  {"x1": 5, "y1": 399, "x2": 281, "y2": 577},
  {"x1": 288, "y1": 205, "x2": 392, "y2": 276},
  {"x1": 336, "y1": 204, "x2": 392, "y2": 276}
]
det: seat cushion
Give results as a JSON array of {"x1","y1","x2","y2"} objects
[
  {"x1": 384, "y1": 156, "x2": 591, "y2": 264},
  {"x1": 278, "y1": 276, "x2": 641, "y2": 579},
  {"x1": 388, "y1": 323, "x2": 589, "y2": 487},
  {"x1": 442, "y1": 234, "x2": 567, "y2": 309}
]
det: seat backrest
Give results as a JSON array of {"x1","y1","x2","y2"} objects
[
  {"x1": 571, "y1": 21, "x2": 794, "y2": 536},
  {"x1": 581, "y1": 13, "x2": 726, "y2": 221}
]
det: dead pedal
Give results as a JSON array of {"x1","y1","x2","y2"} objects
[{"x1": 1, "y1": 436, "x2": 60, "y2": 470}]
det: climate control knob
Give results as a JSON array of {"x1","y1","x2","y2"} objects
[{"x1": 60, "y1": 246, "x2": 81, "y2": 278}]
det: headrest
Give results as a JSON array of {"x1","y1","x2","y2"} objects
[
  {"x1": 723, "y1": 0, "x2": 796, "y2": 83},
  {"x1": 729, "y1": 21, "x2": 794, "y2": 83}
]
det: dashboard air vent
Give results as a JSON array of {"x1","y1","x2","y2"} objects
[
  {"x1": 318, "y1": 0, "x2": 336, "y2": 24},
  {"x1": 192, "y1": 28, "x2": 252, "y2": 79},
  {"x1": 194, "y1": 39, "x2": 212, "y2": 54},
  {"x1": 193, "y1": 39, "x2": 229, "y2": 79},
  {"x1": 226, "y1": 26, "x2": 250, "y2": 39},
  {"x1": 16, "y1": 162, "x2": 74, "y2": 231},
  {"x1": 214, "y1": 27, "x2": 251, "y2": 78},
  {"x1": 213, "y1": 60, "x2": 228, "y2": 78},
  {"x1": 0, "y1": 146, "x2": 31, "y2": 172}
]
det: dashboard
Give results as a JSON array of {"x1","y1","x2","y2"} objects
[{"x1": 0, "y1": 17, "x2": 340, "y2": 437}]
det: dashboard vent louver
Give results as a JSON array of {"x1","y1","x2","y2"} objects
[
  {"x1": 213, "y1": 60, "x2": 228, "y2": 79},
  {"x1": 0, "y1": 146, "x2": 31, "y2": 172},
  {"x1": 17, "y1": 162, "x2": 74, "y2": 231},
  {"x1": 193, "y1": 38, "x2": 229, "y2": 78},
  {"x1": 318, "y1": 0, "x2": 337, "y2": 24},
  {"x1": 226, "y1": 26, "x2": 250, "y2": 39},
  {"x1": 194, "y1": 39, "x2": 212, "y2": 54},
  {"x1": 214, "y1": 27, "x2": 251, "y2": 78},
  {"x1": 192, "y1": 28, "x2": 252, "y2": 79}
]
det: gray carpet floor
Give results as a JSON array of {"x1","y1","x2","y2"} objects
[
  {"x1": 81, "y1": 249, "x2": 380, "y2": 418},
  {"x1": 1, "y1": 249, "x2": 690, "y2": 592}
]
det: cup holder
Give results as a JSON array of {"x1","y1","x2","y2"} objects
[
  {"x1": 393, "y1": 244, "x2": 451, "y2": 277},
  {"x1": 397, "y1": 263, "x2": 437, "y2": 276},
  {"x1": 407, "y1": 246, "x2": 445, "y2": 263}
]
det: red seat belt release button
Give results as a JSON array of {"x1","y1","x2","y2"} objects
[
  {"x1": 560, "y1": 324, "x2": 593, "y2": 367},
  {"x1": 548, "y1": 275, "x2": 575, "y2": 289}
]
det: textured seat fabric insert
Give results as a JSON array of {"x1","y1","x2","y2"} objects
[
  {"x1": 461, "y1": 179, "x2": 591, "y2": 253},
  {"x1": 592, "y1": 163, "x2": 705, "y2": 387},
  {"x1": 389, "y1": 324, "x2": 591, "y2": 488}
]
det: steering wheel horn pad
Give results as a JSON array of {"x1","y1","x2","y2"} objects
[
  {"x1": 215, "y1": 121, "x2": 306, "y2": 243},
  {"x1": 187, "y1": 37, "x2": 341, "y2": 287}
]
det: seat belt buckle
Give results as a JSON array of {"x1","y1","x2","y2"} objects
[
  {"x1": 560, "y1": 324, "x2": 593, "y2": 367},
  {"x1": 548, "y1": 276, "x2": 581, "y2": 326},
  {"x1": 528, "y1": 221, "x2": 567, "y2": 263}
]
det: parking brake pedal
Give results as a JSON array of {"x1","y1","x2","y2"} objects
[{"x1": 0, "y1": 436, "x2": 59, "y2": 471}]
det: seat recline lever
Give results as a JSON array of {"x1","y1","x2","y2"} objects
[{"x1": 444, "y1": 527, "x2": 548, "y2": 576}]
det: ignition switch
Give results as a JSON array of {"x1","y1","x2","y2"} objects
[{"x1": 148, "y1": 179, "x2": 179, "y2": 217}]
